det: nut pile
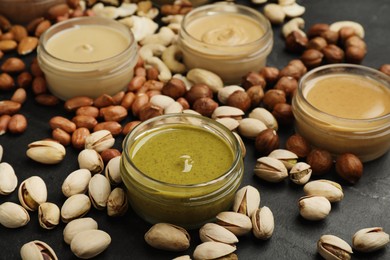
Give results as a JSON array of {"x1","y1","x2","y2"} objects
[{"x1": 0, "y1": 0, "x2": 389, "y2": 259}]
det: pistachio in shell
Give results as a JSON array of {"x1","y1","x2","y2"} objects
[
  {"x1": 144, "y1": 223, "x2": 190, "y2": 252},
  {"x1": 70, "y1": 229, "x2": 111, "y2": 259},
  {"x1": 0, "y1": 162, "x2": 18, "y2": 195},
  {"x1": 193, "y1": 241, "x2": 236, "y2": 260},
  {"x1": 232, "y1": 185, "x2": 260, "y2": 217},
  {"x1": 20, "y1": 240, "x2": 58, "y2": 260},
  {"x1": 0, "y1": 202, "x2": 30, "y2": 228},
  {"x1": 63, "y1": 217, "x2": 98, "y2": 245},
  {"x1": 18, "y1": 176, "x2": 47, "y2": 211}
]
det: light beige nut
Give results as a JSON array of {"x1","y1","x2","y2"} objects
[
  {"x1": 70, "y1": 229, "x2": 111, "y2": 259},
  {"x1": 61, "y1": 194, "x2": 91, "y2": 223},
  {"x1": 282, "y1": 3, "x2": 305, "y2": 18},
  {"x1": 193, "y1": 241, "x2": 236, "y2": 260},
  {"x1": 317, "y1": 234, "x2": 353, "y2": 260},
  {"x1": 150, "y1": 94, "x2": 175, "y2": 109},
  {"x1": 252, "y1": 206, "x2": 274, "y2": 240},
  {"x1": 38, "y1": 202, "x2": 60, "y2": 230},
  {"x1": 84, "y1": 130, "x2": 115, "y2": 153},
  {"x1": 352, "y1": 227, "x2": 389, "y2": 253},
  {"x1": 0, "y1": 202, "x2": 30, "y2": 228},
  {"x1": 144, "y1": 223, "x2": 191, "y2": 252},
  {"x1": 298, "y1": 195, "x2": 331, "y2": 221},
  {"x1": 20, "y1": 240, "x2": 58, "y2": 260},
  {"x1": 248, "y1": 107, "x2": 278, "y2": 130},
  {"x1": 254, "y1": 157, "x2": 288, "y2": 183},
  {"x1": 289, "y1": 162, "x2": 312, "y2": 185},
  {"x1": 215, "y1": 117, "x2": 240, "y2": 131},
  {"x1": 88, "y1": 174, "x2": 111, "y2": 210},
  {"x1": 0, "y1": 162, "x2": 17, "y2": 195},
  {"x1": 303, "y1": 180, "x2": 344, "y2": 203},
  {"x1": 215, "y1": 211, "x2": 252, "y2": 236},
  {"x1": 329, "y1": 21, "x2": 365, "y2": 38},
  {"x1": 268, "y1": 149, "x2": 298, "y2": 170},
  {"x1": 18, "y1": 176, "x2": 47, "y2": 211},
  {"x1": 187, "y1": 68, "x2": 224, "y2": 93},
  {"x1": 105, "y1": 156, "x2": 122, "y2": 185},
  {"x1": 63, "y1": 217, "x2": 98, "y2": 245},
  {"x1": 237, "y1": 118, "x2": 267, "y2": 139},
  {"x1": 282, "y1": 17, "x2": 306, "y2": 38},
  {"x1": 62, "y1": 169, "x2": 92, "y2": 197},
  {"x1": 26, "y1": 140, "x2": 66, "y2": 164},
  {"x1": 162, "y1": 44, "x2": 186, "y2": 74},
  {"x1": 211, "y1": 106, "x2": 245, "y2": 120},
  {"x1": 233, "y1": 185, "x2": 260, "y2": 217},
  {"x1": 107, "y1": 187, "x2": 128, "y2": 217},
  {"x1": 199, "y1": 223, "x2": 238, "y2": 245},
  {"x1": 78, "y1": 149, "x2": 104, "y2": 175},
  {"x1": 263, "y1": 4, "x2": 286, "y2": 24}
]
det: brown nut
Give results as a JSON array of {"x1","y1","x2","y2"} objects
[
  {"x1": 64, "y1": 96, "x2": 94, "y2": 112},
  {"x1": 93, "y1": 121, "x2": 122, "y2": 136},
  {"x1": 100, "y1": 148, "x2": 121, "y2": 165},
  {"x1": 17, "y1": 71, "x2": 33, "y2": 88},
  {"x1": 10, "y1": 25, "x2": 28, "y2": 42},
  {"x1": 71, "y1": 127, "x2": 90, "y2": 150},
  {"x1": 11, "y1": 88, "x2": 27, "y2": 104},
  {"x1": 274, "y1": 76, "x2": 298, "y2": 98},
  {"x1": 272, "y1": 103, "x2": 294, "y2": 126},
  {"x1": 7, "y1": 114, "x2": 27, "y2": 134},
  {"x1": 185, "y1": 84, "x2": 213, "y2": 105},
  {"x1": 335, "y1": 153, "x2": 363, "y2": 184},
  {"x1": 322, "y1": 44, "x2": 345, "y2": 63},
  {"x1": 122, "y1": 121, "x2": 141, "y2": 136},
  {"x1": 226, "y1": 91, "x2": 251, "y2": 113},
  {"x1": 72, "y1": 115, "x2": 98, "y2": 130},
  {"x1": 255, "y1": 129, "x2": 279, "y2": 155},
  {"x1": 35, "y1": 19, "x2": 51, "y2": 37},
  {"x1": 127, "y1": 75, "x2": 146, "y2": 92},
  {"x1": 76, "y1": 106, "x2": 100, "y2": 118},
  {"x1": 285, "y1": 31, "x2": 308, "y2": 53},
  {"x1": 144, "y1": 80, "x2": 164, "y2": 91},
  {"x1": 161, "y1": 78, "x2": 187, "y2": 99},
  {"x1": 47, "y1": 3, "x2": 70, "y2": 20},
  {"x1": 30, "y1": 61, "x2": 44, "y2": 77},
  {"x1": 176, "y1": 97, "x2": 190, "y2": 110},
  {"x1": 32, "y1": 77, "x2": 47, "y2": 95},
  {"x1": 135, "y1": 67, "x2": 146, "y2": 77},
  {"x1": 1, "y1": 57, "x2": 25, "y2": 73},
  {"x1": 259, "y1": 67, "x2": 280, "y2": 85},
  {"x1": 344, "y1": 36, "x2": 367, "y2": 50},
  {"x1": 35, "y1": 94, "x2": 59, "y2": 106},
  {"x1": 0, "y1": 73, "x2": 15, "y2": 91},
  {"x1": 0, "y1": 15, "x2": 11, "y2": 31},
  {"x1": 288, "y1": 59, "x2": 307, "y2": 75},
  {"x1": 301, "y1": 49, "x2": 324, "y2": 68},
  {"x1": 339, "y1": 26, "x2": 357, "y2": 43},
  {"x1": 262, "y1": 89, "x2": 286, "y2": 110},
  {"x1": 279, "y1": 64, "x2": 304, "y2": 80},
  {"x1": 306, "y1": 37, "x2": 327, "y2": 51},
  {"x1": 345, "y1": 46, "x2": 366, "y2": 64},
  {"x1": 131, "y1": 94, "x2": 149, "y2": 117},
  {"x1": 146, "y1": 67, "x2": 159, "y2": 80},
  {"x1": 120, "y1": 92, "x2": 136, "y2": 110},
  {"x1": 26, "y1": 17, "x2": 44, "y2": 34},
  {"x1": 0, "y1": 114, "x2": 11, "y2": 135},
  {"x1": 100, "y1": 105, "x2": 128, "y2": 122},
  {"x1": 0, "y1": 40, "x2": 17, "y2": 52},
  {"x1": 17, "y1": 37, "x2": 39, "y2": 55},
  {"x1": 112, "y1": 91, "x2": 125, "y2": 105},
  {"x1": 93, "y1": 94, "x2": 114, "y2": 108},
  {"x1": 0, "y1": 100, "x2": 21, "y2": 115},
  {"x1": 246, "y1": 85, "x2": 264, "y2": 107},
  {"x1": 307, "y1": 23, "x2": 330, "y2": 38},
  {"x1": 138, "y1": 103, "x2": 164, "y2": 121},
  {"x1": 285, "y1": 134, "x2": 311, "y2": 158},
  {"x1": 379, "y1": 64, "x2": 390, "y2": 76},
  {"x1": 52, "y1": 128, "x2": 71, "y2": 146},
  {"x1": 192, "y1": 97, "x2": 218, "y2": 117},
  {"x1": 320, "y1": 30, "x2": 339, "y2": 44},
  {"x1": 49, "y1": 116, "x2": 77, "y2": 134},
  {"x1": 241, "y1": 72, "x2": 266, "y2": 90},
  {"x1": 306, "y1": 149, "x2": 333, "y2": 175}
]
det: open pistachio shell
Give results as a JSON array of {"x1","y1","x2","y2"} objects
[
  {"x1": 216, "y1": 211, "x2": 252, "y2": 236},
  {"x1": 70, "y1": 229, "x2": 111, "y2": 259},
  {"x1": 62, "y1": 169, "x2": 92, "y2": 197},
  {"x1": 193, "y1": 241, "x2": 236, "y2": 260},
  {"x1": 105, "y1": 156, "x2": 122, "y2": 185},
  {"x1": 232, "y1": 185, "x2": 260, "y2": 217},
  {"x1": 18, "y1": 176, "x2": 47, "y2": 211},
  {"x1": 20, "y1": 240, "x2": 58, "y2": 260},
  {"x1": 78, "y1": 149, "x2": 104, "y2": 175},
  {"x1": 252, "y1": 206, "x2": 274, "y2": 240},
  {"x1": 88, "y1": 174, "x2": 111, "y2": 210},
  {"x1": 352, "y1": 227, "x2": 389, "y2": 252},
  {"x1": 60, "y1": 194, "x2": 91, "y2": 223},
  {"x1": 317, "y1": 234, "x2": 353, "y2": 260},
  {"x1": 289, "y1": 162, "x2": 312, "y2": 185},
  {"x1": 299, "y1": 195, "x2": 331, "y2": 221},
  {"x1": 199, "y1": 223, "x2": 238, "y2": 245},
  {"x1": 107, "y1": 187, "x2": 128, "y2": 217},
  {"x1": 303, "y1": 180, "x2": 344, "y2": 203},
  {"x1": 144, "y1": 223, "x2": 190, "y2": 252},
  {"x1": 38, "y1": 202, "x2": 60, "y2": 230},
  {"x1": 26, "y1": 140, "x2": 66, "y2": 164},
  {"x1": 0, "y1": 162, "x2": 18, "y2": 195},
  {"x1": 84, "y1": 130, "x2": 115, "y2": 153},
  {"x1": 254, "y1": 157, "x2": 288, "y2": 183}
]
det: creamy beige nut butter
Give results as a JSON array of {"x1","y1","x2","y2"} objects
[
  {"x1": 38, "y1": 17, "x2": 138, "y2": 100},
  {"x1": 179, "y1": 4, "x2": 273, "y2": 84},
  {"x1": 292, "y1": 64, "x2": 390, "y2": 162}
]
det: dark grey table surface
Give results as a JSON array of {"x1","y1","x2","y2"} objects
[{"x1": 1, "y1": 0, "x2": 389, "y2": 259}]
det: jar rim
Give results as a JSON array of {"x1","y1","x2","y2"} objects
[
  {"x1": 180, "y1": 3, "x2": 272, "y2": 54},
  {"x1": 38, "y1": 16, "x2": 136, "y2": 65},
  {"x1": 297, "y1": 63, "x2": 390, "y2": 123},
  {"x1": 122, "y1": 113, "x2": 242, "y2": 189}
]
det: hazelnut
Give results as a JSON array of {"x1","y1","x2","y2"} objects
[
  {"x1": 262, "y1": 89, "x2": 286, "y2": 110},
  {"x1": 274, "y1": 76, "x2": 298, "y2": 98},
  {"x1": 192, "y1": 97, "x2": 218, "y2": 117},
  {"x1": 288, "y1": 59, "x2": 307, "y2": 75},
  {"x1": 259, "y1": 67, "x2": 280, "y2": 85},
  {"x1": 122, "y1": 120, "x2": 141, "y2": 136},
  {"x1": 307, "y1": 23, "x2": 330, "y2": 38},
  {"x1": 255, "y1": 129, "x2": 279, "y2": 155},
  {"x1": 161, "y1": 78, "x2": 187, "y2": 99},
  {"x1": 322, "y1": 44, "x2": 345, "y2": 63},
  {"x1": 345, "y1": 46, "x2": 366, "y2": 64},
  {"x1": 307, "y1": 37, "x2": 327, "y2": 51},
  {"x1": 241, "y1": 72, "x2": 266, "y2": 90},
  {"x1": 379, "y1": 64, "x2": 390, "y2": 76},
  {"x1": 246, "y1": 85, "x2": 264, "y2": 107},
  {"x1": 320, "y1": 30, "x2": 339, "y2": 45},
  {"x1": 339, "y1": 26, "x2": 356, "y2": 43},
  {"x1": 335, "y1": 153, "x2": 363, "y2": 184},
  {"x1": 17, "y1": 71, "x2": 32, "y2": 88},
  {"x1": 138, "y1": 103, "x2": 164, "y2": 121},
  {"x1": 272, "y1": 103, "x2": 294, "y2": 126},
  {"x1": 285, "y1": 31, "x2": 308, "y2": 53},
  {"x1": 226, "y1": 91, "x2": 251, "y2": 113},
  {"x1": 344, "y1": 36, "x2": 366, "y2": 50},
  {"x1": 185, "y1": 84, "x2": 213, "y2": 105},
  {"x1": 146, "y1": 67, "x2": 159, "y2": 80},
  {"x1": 100, "y1": 148, "x2": 121, "y2": 165},
  {"x1": 279, "y1": 63, "x2": 305, "y2": 80},
  {"x1": 176, "y1": 97, "x2": 190, "y2": 110},
  {"x1": 306, "y1": 149, "x2": 333, "y2": 175},
  {"x1": 285, "y1": 134, "x2": 311, "y2": 158},
  {"x1": 301, "y1": 49, "x2": 324, "y2": 68}
]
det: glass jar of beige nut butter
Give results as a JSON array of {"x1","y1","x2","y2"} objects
[
  {"x1": 178, "y1": 3, "x2": 273, "y2": 84},
  {"x1": 292, "y1": 64, "x2": 390, "y2": 162},
  {"x1": 120, "y1": 114, "x2": 244, "y2": 229},
  {"x1": 37, "y1": 16, "x2": 138, "y2": 100}
]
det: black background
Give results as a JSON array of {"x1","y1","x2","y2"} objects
[{"x1": 0, "y1": 0, "x2": 389, "y2": 259}]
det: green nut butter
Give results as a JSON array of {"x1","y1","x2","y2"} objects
[{"x1": 121, "y1": 114, "x2": 244, "y2": 228}]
